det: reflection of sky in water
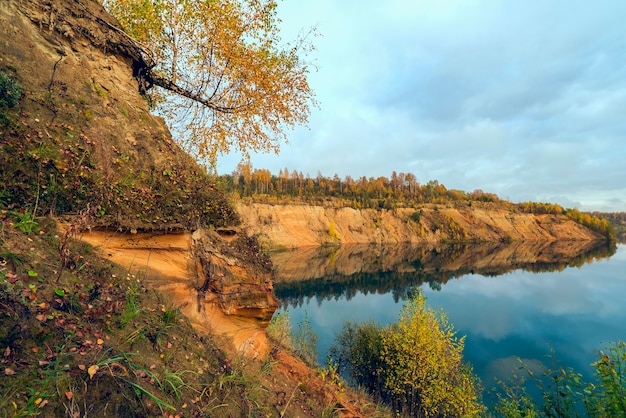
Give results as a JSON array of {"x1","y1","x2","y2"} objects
[{"x1": 279, "y1": 244, "x2": 626, "y2": 404}]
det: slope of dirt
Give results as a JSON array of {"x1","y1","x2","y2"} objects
[
  {"x1": 238, "y1": 203, "x2": 604, "y2": 249},
  {"x1": 0, "y1": 0, "x2": 237, "y2": 231},
  {"x1": 1, "y1": 0, "x2": 278, "y2": 355}
]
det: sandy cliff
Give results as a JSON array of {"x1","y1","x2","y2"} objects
[{"x1": 237, "y1": 203, "x2": 604, "y2": 248}]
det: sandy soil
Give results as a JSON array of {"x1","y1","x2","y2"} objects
[{"x1": 75, "y1": 229, "x2": 273, "y2": 359}]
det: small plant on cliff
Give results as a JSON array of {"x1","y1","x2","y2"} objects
[
  {"x1": 0, "y1": 69, "x2": 23, "y2": 125},
  {"x1": 0, "y1": 70, "x2": 23, "y2": 110},
  {"x1": 328, "y1": 221, "x2": 339, "y2": 240},
  {"x1": 267, "y1": 311, "x2": 318, "y2": 365},
  {"x1": 293, "y1": 311, "x2": 318, "y2": 365},
  {"x1": 267, "y1": 311, "x2": 293, "y2": 348},
  {"x1": 12, "y1": 211, "x2": 38, "y2": 235},
  {"x1": 119, "y1": 280, "x2": 141, "y2": 329}
]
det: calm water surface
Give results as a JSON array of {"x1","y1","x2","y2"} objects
[{"x1": 271, "y1": 242, "x2": 626, "y2": 405}]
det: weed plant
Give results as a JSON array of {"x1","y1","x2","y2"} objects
[
  {"x1": 494, "y1": 342, "x2": 626, "y2": 417},
  {"x1": 0, "y1": 72, "x2": 22, "y2": 108},
  {"x1": 267, "y1": 310, "x2": 318, "y2": 365}
]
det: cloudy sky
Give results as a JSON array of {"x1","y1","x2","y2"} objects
[{"x1": 216, "y1": 0, "x2": 626, "y2": 212}]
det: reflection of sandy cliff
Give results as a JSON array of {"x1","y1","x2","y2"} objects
[
  {"x1": 270, "y1": 240, "x2": 615, "y2": 283},
  {"x1": 272, "y1": 241, "x2": 616, "y2": 307}
]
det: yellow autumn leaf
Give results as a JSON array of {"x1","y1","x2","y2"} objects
[{"x1": 87, "y1": 365, "x2": 99, "y2": 379}]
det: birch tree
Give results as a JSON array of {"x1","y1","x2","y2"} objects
[{"x1": 104, "y1": 0, "x2": 317, "y2": 166}]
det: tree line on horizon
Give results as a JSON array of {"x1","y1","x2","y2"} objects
[
  {"x1": 214, "y1": 163, "x2": 616, "y2": 240},
  {"x1": 216, "y1": 163, "x2": 504, "y2": 209}
]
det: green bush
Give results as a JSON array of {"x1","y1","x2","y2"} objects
[
  {"x1": 330, "y1": 292, "x2": 485, "y2": 417},
  {"x1": 329, "y1": 320, "x2": 385, "y2": 396},
  {"x1": 0, "y1": 70, "x2": 23, "y2": 110},
  {"x1": 494, "y1": 341, "x2": 626, "y2": 417}
]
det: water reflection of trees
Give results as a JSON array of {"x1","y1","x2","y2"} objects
[{"x1": 273, "y1": 241, "x2": 616, "y2": 309}]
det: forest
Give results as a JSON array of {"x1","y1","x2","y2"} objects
[{"x1": 215, "y1": 163, "x2": 618, "y2": 241}]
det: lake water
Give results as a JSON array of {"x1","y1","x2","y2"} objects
[{"x1": 270, "y1": 241, "x2": 625, "y2": 406}]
